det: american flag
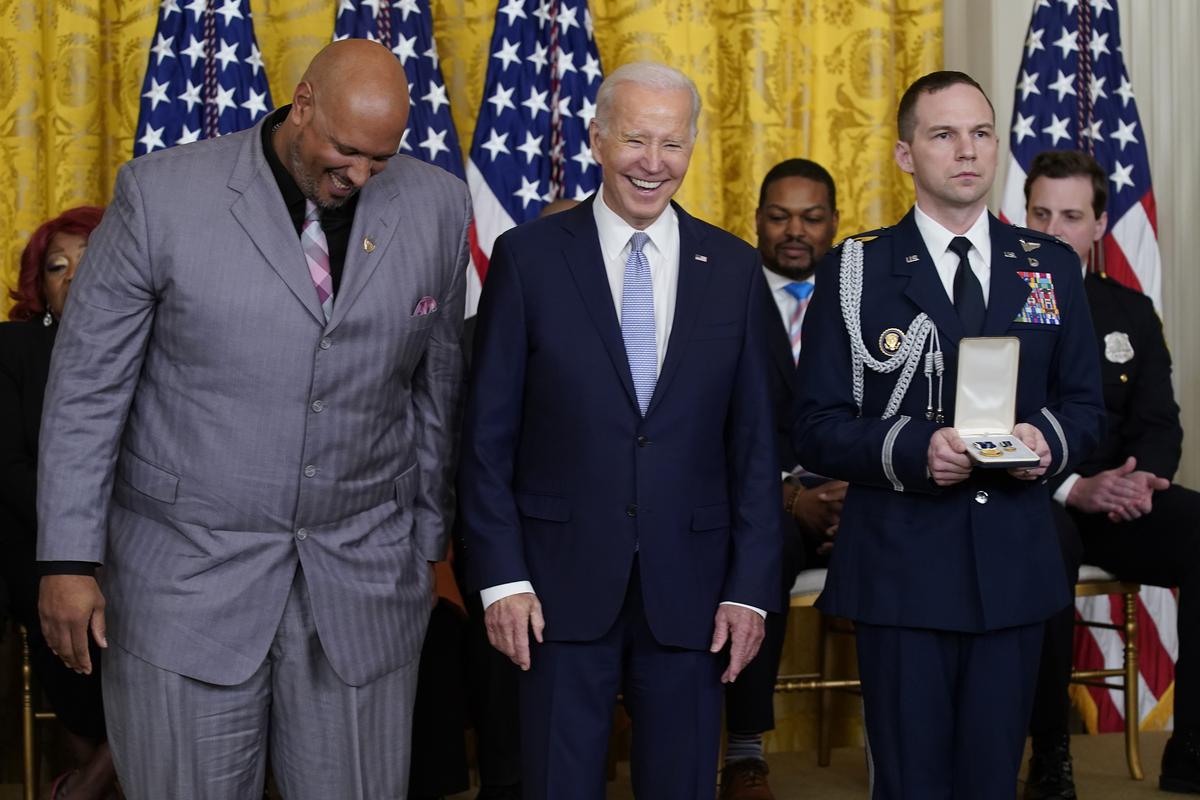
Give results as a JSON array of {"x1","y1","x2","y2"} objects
[
  {"x1": 999, "y1": 0, "x2": 1162, "y2": 311},
  {"x1": 134, "y1": 0, "x2": 273, "y2": 157},
  {"x1": 465, "y1": 0, "x2": 604, "y2": 315},
  {"x1": 334, "y1": 0, "x2": 466, "y2": 180},
  {"x1": 1000, "y1": 0, "x2": 1174, "y2": 734}
]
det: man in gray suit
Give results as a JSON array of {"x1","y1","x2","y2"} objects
[{"x1": 36, "y1": 40, "x2": 470, "y2": 798}]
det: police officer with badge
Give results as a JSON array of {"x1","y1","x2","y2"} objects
[
  {"x1": 795, "y1": 72, "x2": 1105, "y2": 798},
  {"x1": 1022, "y1": 149, "x2": 1200, "y2": 797}
]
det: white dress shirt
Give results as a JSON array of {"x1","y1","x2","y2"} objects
[
  {"x1": 763, "y1": 268, "x2": 814, "y2": 344},
  {"x1": 913, "y1": 203, "x2": 992, "y2": 305},
  {"x1": 482, "y1": 191, "x2": 764, "y2": 619}
]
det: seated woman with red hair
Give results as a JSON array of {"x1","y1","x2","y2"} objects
[{"x1": 1, "y1": 206, "x2": 120, "y2": 799}]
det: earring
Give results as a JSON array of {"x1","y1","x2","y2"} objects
[{"x1": 43, "y1": 310, "x2": 53, "y2": 327}]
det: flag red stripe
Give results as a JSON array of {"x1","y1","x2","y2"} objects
[{"x1": 1137, "y1": 596, "x2": 1177, "y2": 698}]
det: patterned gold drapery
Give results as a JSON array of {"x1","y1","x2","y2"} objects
[{"x1": 2, "y1": 0, "x2": 940, "y2": 307}]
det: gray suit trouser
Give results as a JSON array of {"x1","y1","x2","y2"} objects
[{"x1": 103, "y1": 567, "x2": 419, "y2": 799}]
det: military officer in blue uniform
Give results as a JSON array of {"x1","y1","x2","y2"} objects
[{"x1": 795, "y1": 72, "x2": 1106, "y2": 798}]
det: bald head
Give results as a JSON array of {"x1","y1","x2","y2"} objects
[
  {"x1": 275, "y1": 40, "x2": 411, "y2": 208},
  {"x1": 302, "y1": 39, "x2": 410, "y2": 126}
]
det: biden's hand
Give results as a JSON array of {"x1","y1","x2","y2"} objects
[{"x1": 484, "y1": 592, "x2": 544, "y2": 671}]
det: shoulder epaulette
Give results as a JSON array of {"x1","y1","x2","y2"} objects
[
  {"x1": 843, "y1": 226, "x2": 891, "y2": 245},
  {"x1": 1010, "y1": 224, "x2": 1075, "y2": 254}
]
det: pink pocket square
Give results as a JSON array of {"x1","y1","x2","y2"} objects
[{"x1": 412, "y1": 296, "x2": 438, "y2": 316}]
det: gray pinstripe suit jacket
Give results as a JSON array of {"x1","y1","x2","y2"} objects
[{"x1": 36, "y1": 118, "x2": 470, "y2": 687}]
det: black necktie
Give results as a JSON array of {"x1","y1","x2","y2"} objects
[{"x1": 950, "y1": 236, "x2": 985, "y2": 338}]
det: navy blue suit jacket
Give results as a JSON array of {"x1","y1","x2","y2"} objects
[
  {"x1": 795, "y1": 209, "x2": 1105, "y2": 632},
  {"x1": 459, "y1": 198, "x2": 783, "y2": 651}
]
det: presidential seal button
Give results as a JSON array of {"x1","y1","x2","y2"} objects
[
  {"x1": 878, "y1": 327, "x2": 904, "y2": 356},
  {"x1": 1104, "y1": 331, "x2": 1134, "y2": 363},
  {"x1": 363, "y1": 236, "x2": 376, "y2": 253}
]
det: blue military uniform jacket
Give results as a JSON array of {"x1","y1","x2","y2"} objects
[{"x1": 795, "y1": 208, "x2": 1106, "y2": 633}]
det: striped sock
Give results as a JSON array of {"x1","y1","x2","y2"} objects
[{"x1": 725, "y1": 731, "x2": 764, "y2": 764}]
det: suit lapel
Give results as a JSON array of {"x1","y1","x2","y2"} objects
[
  {"x1": 894, "y1": 209, "x2": 964, "y2": 344},
  {"x1": 560, "y1": 200, "x2": 639, "y2": 410},
  {"x1": 227, "y1": 122, "x2": 325, "y2": 326},
  {"x1": 983, "y1": 215, "x2": 1035, "y2": 336},
  {"x1": 646, "y1": 203, "x2": 712, "y2": 416},
  {"x1": 326, "y1": 178, "x2": 401, "y2": 333}
]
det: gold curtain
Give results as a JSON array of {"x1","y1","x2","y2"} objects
[{"x1": 2, "y1": 0, "x2": 940, "y2": 308}]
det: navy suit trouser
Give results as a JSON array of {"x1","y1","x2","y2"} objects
[
  {"x1": 856, "y1": 620, "x2": 1044, "y2": 799},
  {"x1": 519, "y1": 559, "x2": 723, "y2": 800}
]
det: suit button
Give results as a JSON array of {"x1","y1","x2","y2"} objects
[
  {"x1": 974, "y1": 491, "x2": 989, "y2": 505},
  {"x1": 311, "y1": 400, "x2": 325, "y2": 412},
  {"x1": 303, "y1": 465, "x2": 317, "y2": 478},
  {"x1": 637, "y1": 435, "x2": 649, "y2": 447},
  {"x1": 626, "y1": 504, "x2": 638, "y2": 517},
  {"x1": 319, "y1": 337, "x2": 332, "y2": 350},
  {"x1": 1119, "y1": 373, "x2": 1128, "y2": 383},
  {"x1": 296, "y1": 528, "x2": 309, "y2": 541}
]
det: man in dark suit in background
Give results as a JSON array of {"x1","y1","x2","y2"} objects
[
  {"x1": 459, "y1": 61, "x2": 782, "y2": 799},
  {"x1": 1022, "y1": 149, "x2": 1200, "y2": 798},
  {"x1": 719, "y1": 159, "x2": 847, "y2": 800},
  {"x1": 795, "y1": 72, "x2": 1105, "y2": 798}
]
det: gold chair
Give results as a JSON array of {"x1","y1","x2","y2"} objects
[
  {"x1": 1072, "y1": 564, "x2": 1144, "y2": 781},
  {"x1": 774, "y1": 568, "x2": 860, "y2": 767},
  {"x1": 19, "y1": 624, "x2": 57, "y2": 800}
]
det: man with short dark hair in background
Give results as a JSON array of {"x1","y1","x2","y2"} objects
[
  {"x1": 719, "y1": 159, "x2": 847, "y2": 800},
  {"x1": 1022, "y1": 148, "x2": 1200, "y2": 797},
  {"x1": 796, "y1": 71, "x2": 1105, "y2": 797}
]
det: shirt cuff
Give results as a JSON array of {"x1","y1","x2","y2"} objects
[
  {"x1": 480, "y1": 580, "x2": 535, "y2": 610},
  {"x1": 1053, "y1": 473, "x2": 1081, "y2": 507},
  {"x1": 720, "y1": 601, "x2": 767, "y2": 619},
  {"x1": 39, "y1": 561, "x2": 99, "y2": 577}
]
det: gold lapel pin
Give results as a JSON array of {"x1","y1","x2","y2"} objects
[{"x1": 363, "y1": 236, "x2": 376, "y2": 253}]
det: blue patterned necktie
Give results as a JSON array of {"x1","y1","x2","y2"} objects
[
  {"x1": 783, "y1": 280, "x2": 814, "y2": 362},
  {"x1": 621, "y1": 231, "x2": 657, "y2": 415}
]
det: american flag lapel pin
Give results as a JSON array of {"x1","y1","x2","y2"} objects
[{"x1": 694, "y1": 254, "x2": 708, "y2": 262}]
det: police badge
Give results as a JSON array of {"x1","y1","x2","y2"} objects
[{"x1": 1104, "y1": 331, "x2": 1135, "y2": 363}]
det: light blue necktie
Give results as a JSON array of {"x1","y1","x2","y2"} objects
[
  {"x1": 621, "y1": 231, "x2": 657, "y2": 416},
  {"x1": 783, "y1": 281, "x2": 815, "y2": 362}
]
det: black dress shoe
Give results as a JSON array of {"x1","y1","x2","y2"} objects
[
  {"x1": 1024, "y1": 735, "x2": 1077, "y2": 800},
  {"x1": 1162, "y1": 729, "x2": 1200, "y2": 793},
  {"x1": 476, "y1": 784, "x2": 521, "y2": 800}
]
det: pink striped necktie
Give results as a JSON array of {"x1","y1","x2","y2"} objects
[
  {"x1": 302, "y1": 200, "x2": 334, "y2": 322},
  {"x1": 784, "y1": 280, "x2": 814, "y2": 363}
]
